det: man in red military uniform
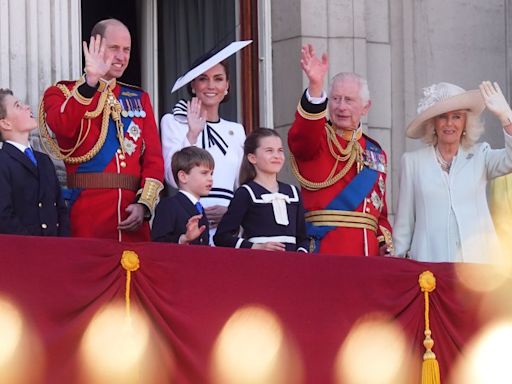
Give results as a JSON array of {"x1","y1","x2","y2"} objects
[
  {"x1": 40, "y1": 19, "x2": 164, "y2": 242},
  {"x1": 288, "y1": 44, "x2": 393, "y2": 256}
]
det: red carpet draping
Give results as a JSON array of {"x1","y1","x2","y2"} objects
[{"x1": 0, "y1": 234, "x2": 497, "y2": 383}]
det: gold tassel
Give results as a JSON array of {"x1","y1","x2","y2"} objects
[
  {"x1": 120, "y1": 250, "x2": 140, "y2": 320},
  {"x1": 418, "y1": 271, "x2": 441, "y2": 384}
]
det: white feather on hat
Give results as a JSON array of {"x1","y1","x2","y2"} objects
[{"x1": 406, "y1": 82, "x2": 485, "y2": 139}]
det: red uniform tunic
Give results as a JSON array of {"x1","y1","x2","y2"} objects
[
  {"x1": 288, "y1": 92, "x2": 392, "y2": 256},
  {"x1": 41, "y1": 78, "x2": 164, "y2": 242}
]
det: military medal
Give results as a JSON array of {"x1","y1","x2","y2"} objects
[
  {"x1": 126, "y1": 99, "x2": 134, "y2": 118},
  {"x1": 120, "y1": 100, "x2": 129, "y2": 117},
  {"x1": 136, "y1": 99, "x2": 146, "y2": 118}
]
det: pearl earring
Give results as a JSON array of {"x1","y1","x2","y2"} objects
[{"x1": 224, "y1": 90, "x2": 228, "y2": 95}]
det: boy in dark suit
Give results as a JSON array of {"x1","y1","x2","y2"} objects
[
  {"x1": 0, "y1": 88, "x2": 70, "y2": 236},
  {"x1": 151, "y1": 147, "x2": 213, "y2": 244}
]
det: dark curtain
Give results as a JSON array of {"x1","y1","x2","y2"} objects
[
  {"x1": 157, "y1": 0, "x2": 238, "y2": 122},
  {"x1": 81, "y1": 0, "x2": 142, "y2": 86}
]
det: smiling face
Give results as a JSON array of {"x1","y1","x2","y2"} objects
[
  {"x1": 328, "y1": 77, "x2": 371, "y2": 131},
  {"x1": 102, "y1": 23, "x2": 131, "y2": 80},
  {"x1": 434, "y1": 110, "x2": 467, "y2": 146},
  {"x1": 247, "y1": 136, "x2": 285, "y2": 176},
  {"x1": 190, "y1": 63, "x2": 229, "y2": 110}
]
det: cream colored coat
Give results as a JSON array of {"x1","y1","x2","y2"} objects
[{"x1": 393, "y1": 132, "x2": 512, "y2": 263}]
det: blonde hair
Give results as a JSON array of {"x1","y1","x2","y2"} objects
[{"x1": 422, "y1": 111, "x2": 484, "y2": 150}]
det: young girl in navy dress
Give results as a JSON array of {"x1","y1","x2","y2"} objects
[{"x1": 214, "y1": 128, "x2": 309, "y2": 252}]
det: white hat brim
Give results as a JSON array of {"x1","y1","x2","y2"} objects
[
  {"x1": 406, "y1": 90, "x2": 485, "y2": 139},
  {"x1": 171, "y1": 40, "x2": 252, "y2": 94}
]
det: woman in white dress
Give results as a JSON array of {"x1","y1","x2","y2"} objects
[
  {"x1": 161, "y1": 45, "x2": 249, "y2": 242},
  {"x1": 393, "y1": 81, "x2": 512, "y2": 263}
]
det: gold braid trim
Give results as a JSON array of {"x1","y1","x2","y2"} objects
[
  {"x1": 39, "y1": 80, "x2": 123, "y2": 164},
  {"x1": 290, "y1": 123, "x2": 363, "y2": 191},
  {"x1": 137, "y1": 178, "x2": 164, "y2": 217}
]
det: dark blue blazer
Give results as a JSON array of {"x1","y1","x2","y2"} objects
[
  {"x1": 151, "y1": 192, "x2": 209, "y2": 245},
  {"x1": 0, "y1": 142, "x2": 70, "y2": 236}
]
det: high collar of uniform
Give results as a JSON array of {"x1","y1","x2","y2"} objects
[
  {"x1": 97, "y1": 78, "x2": 117, "y2": 92},
  {"x1": 336, "y1": 123, "x2": 363, "y2": 141}
]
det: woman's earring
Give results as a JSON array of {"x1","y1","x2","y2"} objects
[
  {"x1": 191, "y1": 89, "x2": 196, "y2": 94},
  {"x1": 433, "y1": 130, "x2": 437, "y2": 136},
  {"x1": 224, "y1": 90, "x2": 228, "y2": 95},
  {"x1": 462, "y1": 130, "x2": 467, "y2": 136}
]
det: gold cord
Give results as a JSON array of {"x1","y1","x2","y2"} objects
[
  {"x1": 39, "y1": 81, "x2": 123, "y2": 164},
  {"x1": 290, "y1": 123, "x2": 363, "y2": 191}
]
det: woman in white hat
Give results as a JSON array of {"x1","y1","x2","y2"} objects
[
  {"x1": 160, "y1": 42, "x2": 251, "y2": 243},
  {"x1": 393, "y1": 81, "x2": 512, "y2": 263}
]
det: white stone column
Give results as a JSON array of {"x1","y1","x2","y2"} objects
[{"x1": 0, "y1": 0, "x2": 82, "y2": 180}]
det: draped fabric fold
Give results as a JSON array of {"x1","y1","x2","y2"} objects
[{"x1": 0, "y1": 235, "x2": 496, "y2": 383}]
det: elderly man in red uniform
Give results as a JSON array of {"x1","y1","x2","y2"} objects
[
  {"x1": 40, "y1": 19, "x2": 164, "y2": 242},
  {"x1": 288, "y1": 44, "x2": 393, "y2": 256}
]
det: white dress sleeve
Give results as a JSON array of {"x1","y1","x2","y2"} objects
[
  {"x1": 483, "y1": 129, "x2": 512, "y2": 180},
  {"x1": 160, "y1": 113, "x2": 194, "y2": 188}
]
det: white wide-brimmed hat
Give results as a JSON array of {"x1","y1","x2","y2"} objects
[
  {"x1": 171, "y1": 40, "x2": 252, "y2": 93},
  {"x1": 406, "y1": 82, "x2": 485, "y2": 139}
]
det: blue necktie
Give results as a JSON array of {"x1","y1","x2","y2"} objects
[
  {"x1": 195, "y1": 201, "x2": 204, "y2": 214},
  {"x1": 24, "y1": 147, "x2": 37, "y2": 166}
]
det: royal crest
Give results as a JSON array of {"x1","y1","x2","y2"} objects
[
  {"x1": 128, "y1": 123, "x2": 141, "y2": 142},
  {"x1": 378, "y1": 175, "x2": 385, "y2": 195},
  {"x1": 123, "y1": 138, "x2": 137, "y2": 156},
  {"x1": 371, "y1": 190, "x2": 382, "y2": 211}
]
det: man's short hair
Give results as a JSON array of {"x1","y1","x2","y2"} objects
[
  {"x1": 90, "y1": 18, "x2": 128, "y2": 38},
  {"x1": 171, "y1": 146, "x2": 215, "y2": 186},
  {"x1": 0, "y1": 88, "x2": 14, "y2": 140},
  {"x1": 0, "y1": 88, "x2": 13, "y2": 120}
]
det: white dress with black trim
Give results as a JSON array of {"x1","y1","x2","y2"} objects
[
  {"x1": 160, "y1": 100, "x2": 246, "y2": 239},
  {"x1": 214, "y1": 180, "x2": 309, "y2": 252}
]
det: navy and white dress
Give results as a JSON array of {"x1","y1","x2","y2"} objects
[
  {"x1": 214, "y1": 180, "x2": 309, "y2": 252},
  {"x1": 160, "y1": 100, "x2": 246, "y2": 242}
]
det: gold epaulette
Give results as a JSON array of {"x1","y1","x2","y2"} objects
[{"x1": 117, "y1": 81, "x2": 143, "y2": 91}]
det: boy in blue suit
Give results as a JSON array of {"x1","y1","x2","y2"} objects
[
  {"x1": 0, "y1": 88, "x2": 69, "y2": 236},
  {"x1": 151, "y1": 147, "x2": 213, "y2": 244}
]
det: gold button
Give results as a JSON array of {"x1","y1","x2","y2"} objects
[
  {"x1": 120, "y1": 161, "x2": 127, "y2": 168},
  {"x1": 119, "y1": 154, "x2": 126, "y2": 160},
  {"x1": 41, "y1": 223, "x2": 47, "y2": 229},
  {"x1": 117, "y1": 149, "x2": 122, "y2": 154},
  {"x1": 365, "y1": 207, "x2": 370, "y2": 213},
  {"x1": 38, "y1": 202, "x2": 43, "y2": 207}
]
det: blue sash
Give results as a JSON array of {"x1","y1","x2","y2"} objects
[
  {"x1": 306, "y1": 140, "x2": 382, "y2": 252},
  {"x1": 66, "y1": 85, "x2": 142, "y2": 205}
]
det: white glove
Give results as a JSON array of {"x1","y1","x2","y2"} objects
[{"x1": 480, "y1": 81, "x2": 512, "y2": 126}]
